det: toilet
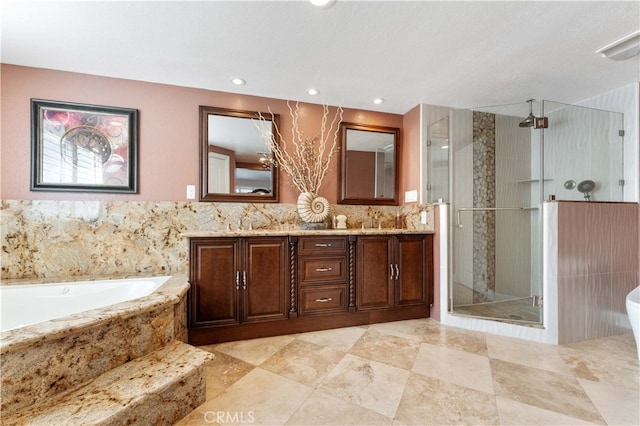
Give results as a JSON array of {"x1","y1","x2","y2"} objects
[{"x1": 626, "y1": 286, "x2": 640, "y2": 360}]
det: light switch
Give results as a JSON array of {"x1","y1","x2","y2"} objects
[
  {"x1": 186, "y1": 185, "x2": 196, "y2": 199},
  {"x1": 404, "y1": 189, "x2": 418, "y2": 203}
]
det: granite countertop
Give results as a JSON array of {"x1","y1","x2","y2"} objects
[{"x1": 180, "y1": 228, "x2": 434, "y2": 238}]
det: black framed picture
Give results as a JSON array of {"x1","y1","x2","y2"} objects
[{"x1": 31, "y1": 99, "x2": 138, "y2": 193}]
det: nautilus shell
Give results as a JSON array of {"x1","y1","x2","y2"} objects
[{"x1": 297, "y1": 192, "x2": 330, "y2": 223}]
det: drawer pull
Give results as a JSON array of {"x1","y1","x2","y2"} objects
[
  {"x1": 315, "y1": 267, "x2": 333, "y2": 272},
  {"x1": 315, "y1": 297, "x2": 333, "y2": 303},
  {"x1": 314, "y1": 243, "x2": 332, "y2": 247}
]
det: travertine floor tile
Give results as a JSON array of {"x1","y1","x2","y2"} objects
[
  {"x1": 286, "y1": 390, "x2": 393, "y2": 425},
  {"x1": 213, "y1": 335, "x2": 294, "y2": 365},
  {"x1": 422, "y1": 323, "x2": 489, "y2": 356},
  {"x1": 202, "y1": 351, "x2": 255, "y2": 400},
  {"x1": 412, "y1": 343, "x2": 494, "y2": 394},
  {"x1": 319, "y1": 353, "x2": 410, "y2": 418},
  {"x1": 349, "y1": 328, "x2": 421, "y2": 370},
  {"x1": 562, "y1": 333, "x2": 638, "y2": 360},
  {"x1": 578, "y1": 378, "x2": 640, "y2": 425},
  {"x1": 490, "y1": 358, "x2": 605, "y2": 424},
  {"x1": 296, "y1": 326, "x2": 367, "y2": 352},
  {"x1": 366, "y1": 318, "x2": 430, "y2": 341},
  {"x1": 495, "y1": 396, "x2": 597, "y2": 425},
  {"x1": 199, "y1": 368, "x2": 313, "y2": 425},
  {"x1": 557, "y1": 344, "x2": 640, "y2": 390},
  {"x1": 486, "y1": 333, "x2": 572, "y2": 374},
  {"x1": 184, "y1": 320, "x2": 639, "y2": 426},
  {"x1": 395, "y1": 373, "x2": 499, "y2": 426},
  {"x1": 175, "y1": 408, "x2": 217, "y2": 426},
  {"x1": 260, "y1": 339, "x2": 346, "y2": 388}
]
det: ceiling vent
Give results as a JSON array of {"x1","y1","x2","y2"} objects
[{"x1": 596, "y1": 30, "x2": 640, "y2": 61}]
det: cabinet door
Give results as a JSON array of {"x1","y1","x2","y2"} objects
[
  {"x1": 356, "y1": 235, "x2": 394, "y2": 311},
  {"x1": 395, "y1": 235, "x2": 428, "y2": 306},
  {"x1": 242, "y1": 237, "x2": 289, "y2": 323},
  {"x1": 189, "y1": 238, "x2": 240, "y2": 327}
]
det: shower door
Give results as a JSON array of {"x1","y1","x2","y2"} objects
[{"x1": 450, "y1": 107, "x2": 543, "y2": 325}]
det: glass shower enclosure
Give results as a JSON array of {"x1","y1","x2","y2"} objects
[{"x1": 447, "y1": 100, "x2": 624, "y2": 325}]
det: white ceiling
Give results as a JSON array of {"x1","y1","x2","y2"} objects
[{"x1": 2, "y1": 1, "x2": 639, "y2": 115}]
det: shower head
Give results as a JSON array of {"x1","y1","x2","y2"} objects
[
  {"x1": 577, "y1": 180, "x2": 596, "y2": 201},
  {"x1": 519, "y1": 99, "x2": 535, "y2": 128},
  {"x1": 519, "y1": 115, "x2": 535, "y2": 128}
]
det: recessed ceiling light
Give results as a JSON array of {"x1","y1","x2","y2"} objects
[
  {"x1": 309, "y1": 0, "x2": 336, "y2": 8},
  {"x1": 307, "y1": 88, "x2": 319, "y2": 96},
  {"x1": 372, "y1": 98, "x2": 384, "y2": 105},
  {"x1": 230, "y1": 77, "x2": 246, "y2": 86}
]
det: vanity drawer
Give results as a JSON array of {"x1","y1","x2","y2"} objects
[
  {"x1": 299, "y1": 257, "x2": 347, "y2": 285},
  {"x1": 298, "y1": 236, "x2": 347, "y2": 255},
  {"x1": 299, "y1": 286, "x2": 347, "y2": 315}
]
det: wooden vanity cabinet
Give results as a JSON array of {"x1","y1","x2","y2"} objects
[
  {"x1": 297, "y1": 236, "x2": 349, "y2": 315},
  {"x1": 188, "y1": 236, "x2": 289, "y2": 328},
  {"x1": 356, "y1": 234, "x2": 430, "y2": 311},
  {"x1": 187, "y1": 232, "x2": 432, "y2": 344}
]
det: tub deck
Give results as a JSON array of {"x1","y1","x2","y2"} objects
[{"x1": 0, "y1": 275, "x2": 211, "y2": 424}]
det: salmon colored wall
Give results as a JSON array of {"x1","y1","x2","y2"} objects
[
  {"x1": 1, "y1": 65, "x2": 403, "y2": 204},
  {"x1": 401, "y1": 104, "x2": 421, "y2": 205}
]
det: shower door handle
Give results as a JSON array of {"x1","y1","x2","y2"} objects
[{"x1": 456, "y1": 207, "x2": 524, "y2": 228}]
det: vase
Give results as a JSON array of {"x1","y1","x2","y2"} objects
[{"x1": 297, "y1": 192, "x2": 330, "y2": 229}]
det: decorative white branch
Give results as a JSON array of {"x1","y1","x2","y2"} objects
[{"x1": 254, "y1": 101, "x2": 343, "y2": 195}]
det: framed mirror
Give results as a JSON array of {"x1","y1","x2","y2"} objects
[
  {"x1": 200, "y1": 106, "x2": 279, "y2": 202},
  {"x1": 338, "y1": 122, "x2": 400, "y2": 205}
]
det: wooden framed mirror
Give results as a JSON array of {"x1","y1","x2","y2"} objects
[
  {"x1": 338, "y1": 122, "x2": 400, "y2": 205},
  {"x1": 199, "y1": 106, "x2": 279, "y2": 202}
]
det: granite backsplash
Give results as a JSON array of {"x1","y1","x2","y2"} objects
[{"x1": 1, "y1": 200, "x2": 434, "y2": 280}]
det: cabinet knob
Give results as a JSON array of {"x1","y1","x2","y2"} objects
[
  {"x1": 314, "y1": 243, "x2": 332, "y2": 248},
  {"x1": 315, "y1": 267, "x2": 333, "y2": 272},
  {"x1": 235, "y1": 271, "x2": 240, "y2": 290},
  {"x1": 242, "y1": 271, "x2": 247, "y2": 290},
  {"x1": 315, "y1": 297, "x2": 333, "y2": 303}
]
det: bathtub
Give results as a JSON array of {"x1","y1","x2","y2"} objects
[
  {"x1": 1, "y1": 276, "x2": 170, "y2": 332},
  {"x1": 626, "y1": 286, "x2": 640, "y2": 360},
  {"x1": 0, "y1": 275, "x2": 191, "y2": 419}
]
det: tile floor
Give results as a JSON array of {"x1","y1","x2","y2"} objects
[
  {"x1": 452, "y1": 298, "x2": 541, "y2": 323},
  {"x1": 177, "y1": 319, "x2": 639, "y2": 425}
]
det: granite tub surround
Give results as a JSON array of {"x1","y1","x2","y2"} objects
[
  {"x1": 3, "y1": 341, "x2": 213, "y2": 426},
  {"x1": 0, "y1": 275, "x2": 191, "y2": 419},
  {"x1": 1, "y1": 199, "x2": 434, "y2": 279}
]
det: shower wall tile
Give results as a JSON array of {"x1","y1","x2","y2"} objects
[
  {"x1": 556, "y1": 201, "x2": 638, "y2": 344},
  {"x1": 611, "y1": 271, "x2": 637, "y2": 334},
  {"x1": 557, "y1": 276, "x2": 586, "y2": 344},
  {"x1": 584, "y1": 274, "x2": 613, "y2": 341},
  {"x1": 472, "y1": 111, "x2": 496, "y2": 303}
]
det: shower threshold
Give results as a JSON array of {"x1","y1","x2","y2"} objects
[{"x1": 452, "y1": 297, "x2": 542, "y2": 327}]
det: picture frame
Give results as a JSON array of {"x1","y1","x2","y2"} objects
[{"x1": 31, "y1": 99, "x2": 139, "y2": 193}]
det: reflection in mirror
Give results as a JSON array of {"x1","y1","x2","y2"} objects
[
  {"x1": 339, "y1": 122, "x2": 399, "y2": 205},
  {"x1": 200, "y1": 106, "x2": 279, "y2": 202}
]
